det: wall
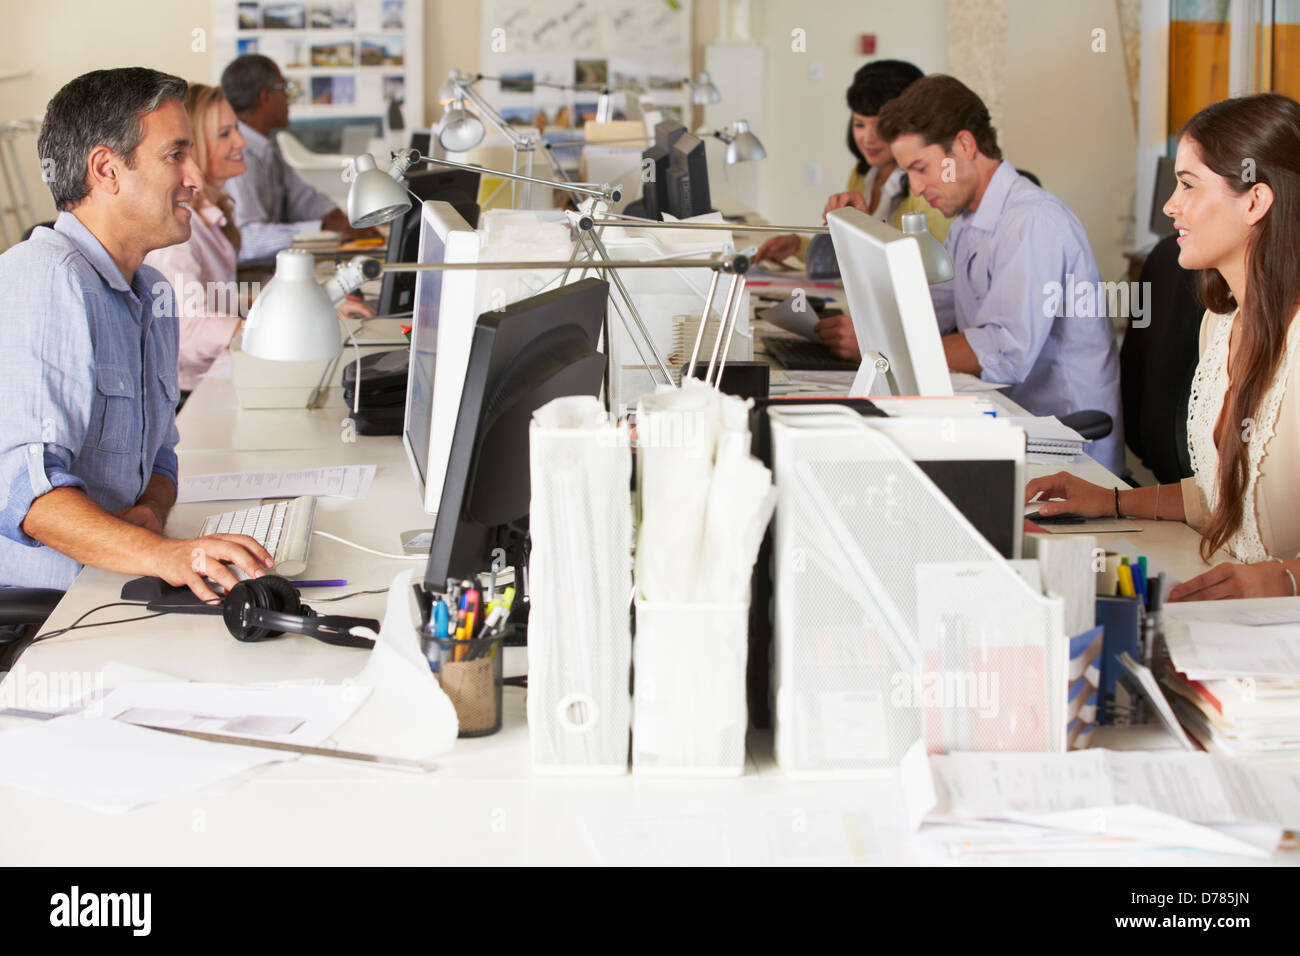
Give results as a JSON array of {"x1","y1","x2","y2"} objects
[
  {"x1": 1001, "y1": 0, "x2": 1137, "y2": 280},
  {"x1": 0, "y1": 0, "x2": 213, "y2": 229},
  {"x1": 752, "y1": 0, "x2": 950, "y2": 228}
]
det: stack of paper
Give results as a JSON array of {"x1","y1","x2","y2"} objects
[
  {"x1": 1159, "y1": 600, "x2": 1300, "y2": 759},
  {"x1": 1006, "y1": 416, "x2": 1085, "y2": 459},
  {"x1": 927, "y1": 749, "x2": 1299, "y2": 859}
]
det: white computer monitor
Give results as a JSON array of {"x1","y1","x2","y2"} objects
[
  {"x1": 403, "y1": 200, "x2": 480, "y2": 515},
  {"x1": 826, "y1": 208, "x2": 953, "y2": 397}
]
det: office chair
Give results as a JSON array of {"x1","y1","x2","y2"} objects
[
  {"x1": 21, "y1": 221, "x2": 54, "y2": 241},
  {"x1": 1119, "y1": 234, "x2": 1203, "y2": 483},
  {"x1": 0, "y1": 588, "x2": 64, "y2": 669}
]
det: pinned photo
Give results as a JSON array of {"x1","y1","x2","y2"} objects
[
  {"x1": 262, "y1": 2, "x2": 306, "y2": 29},
  {"x1": 309, "y1": 3, "x2": 355, "y2": 29},
  {"x1": 360, "y1": 36, "x2": 404, "y2": 67},
  {"x1": 237, "y1": 2, "x2": 259, "y2": 29},
  {"x1": 311, "y1": 75, "x2": 356, "y2": 106},
  {"x1": 310, "y1": 41, "x2": 356, "y2": 67}
]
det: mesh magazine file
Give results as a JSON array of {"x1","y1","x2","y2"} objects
[{"x1": 768, "y1": 405, "x2": 1067, "y2": 779}]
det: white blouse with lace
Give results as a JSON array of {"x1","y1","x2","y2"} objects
[{"x1": 1182, "y1": 307, "x2": 1300, "y2": 562}]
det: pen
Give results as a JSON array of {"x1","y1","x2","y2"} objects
[
  {"x1": 1116, "y1": 564, "x2": 1136, "y2": 598},
  {"x1": 1131, "y1": 562, "x2": 1148, "y2": 609},
  {"x1": 292, "y1": 579, "x2": 348, "y2": 588},
  {"x1": 432, "y1": 599, "x2": 450, "y2": 640}
]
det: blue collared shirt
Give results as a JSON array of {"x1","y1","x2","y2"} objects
[
  {"x1": 931, "y1": 161, "x2": 1125, "y2": 473},
  {"x1": 226, "y1": 121, "x2": 338, "y2": 262},
  {"x1": 0, "y1": 212, "x2": 180, "y2": 589}
]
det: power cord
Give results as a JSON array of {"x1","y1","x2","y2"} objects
[
  {"x1": 312, "y1": 530, "x2": 427, "y2": 561},
  {"x1": 32, "y1": 602, "x2": 168, "y2": 643}
]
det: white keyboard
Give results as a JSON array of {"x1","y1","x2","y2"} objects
[{"x1": 199, "y1": 496, "x2": 317, "y2": 578}]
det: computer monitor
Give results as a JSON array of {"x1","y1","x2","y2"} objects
[
  {"x1": 402, "y1": 200, "x2": 480, "y2": 515},
  {"x1": 666, "y1": 133, "x2": 712, "y2": 219},
  {"x1": 826, "y1": 207, "x2": 953, "y2": 397},
  {"x1": 424, "y1": 279, "x2": 609, "y2": 587},
  {"x1": 376, "y1": 168, "x2": 480, "y2": 317},
  {"x1": 633, "y1": 120, "x2": 686, "y2": 219},
  {"x1": 1149, "y1": 155, "x2": 1177, "y2": 239}
]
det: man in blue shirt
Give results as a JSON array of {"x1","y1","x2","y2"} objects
[
  {"x1": 0, "y1": 68, "x2": 272, "y2": 602},
  {"x1": 819, "y1": 75, "x2": 1124, "y2": 474}
]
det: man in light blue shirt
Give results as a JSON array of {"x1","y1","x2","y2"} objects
[
  {"x1": 822, "y1": 75, "x2": 1124, "y2": 474},
  {"x1": 0, "y1": 68, "x2": 271, "y2": 601},
  {"x1": 220, "y1": 55, "x2": 379, "y2": 261}
]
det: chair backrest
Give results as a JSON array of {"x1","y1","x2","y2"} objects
[{"x1": 1121, "y1": 234, "x2": 1204, "y2": 482}]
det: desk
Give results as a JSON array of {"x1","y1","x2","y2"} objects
[{"x1": 0, "y1": 364, "x2": 1288, "y2": 867}]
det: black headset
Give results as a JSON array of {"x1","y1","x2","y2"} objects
[{"x1": 221, "y1": 576, "x2": 378, "y2": 649}]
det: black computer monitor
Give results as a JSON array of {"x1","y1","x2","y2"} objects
[
  {"x1": 666, "y1": 132, "x2": 711, "y2": 219},
  {"x1": 377, "y1": 168, "x2": 480, "y2": 316},
  {"x1": 423, "y1": 278, "x2": 610, "y2": 589},
  {"x1": 632, "y1": 120, "x2": 687, "y2": 220}
]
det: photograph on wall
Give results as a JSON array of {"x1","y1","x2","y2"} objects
[
  {"x1": 238, "y1": 2, "x2": 259, "y2": 29},
  {"x1": 311, "y1": 75, "x2": 356, "y2": 106},
  {"x1": 360, "y1": 36, "x2": 404, "y2": 66},
  {"x1": 500, "y1": 71, "x2": 535, "y2": 93},
  {"x1": 575, "y1": 58, "x2": 608, "y2": 88},
  {"x1": 381, "y1": 0, "x2": 403, "y2": 30},
  {"x1": 383, "y1": 75, "x2": 405, "y2": 104},
  {"x1": 310, "y1": 40, "x2": 356, "y2": 67},
  {"x1": 237, "y1": 37, "x2": 259, "y2": 55},
  {"x1": 310, "y1": 2, "x2": 355, "y2": 28},
  {"x1": 262, "y1": 2, "x2": 306, "y2": 29},
  {"x1": 499, "y1": 106, "x2": 541, "y2": 127},
  {"x1": 285, "y1": 74, "x2": 308, "y2": 104},
  {"x1": 573, "y1": 100, "x2": 600, "y2": 126}
]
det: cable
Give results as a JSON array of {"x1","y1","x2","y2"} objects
[
  {"x1": 311, "y1": 586, "x2": 392, "y2": 603},
  {"x1": 312, "y1": 530, "x2": 427, "y2": 560},
  {"x1": 32, "y1": 602, "x2": 166, "y2": 643}
]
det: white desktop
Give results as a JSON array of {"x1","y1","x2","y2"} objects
[{"x1": 826, "y1": 208, "x2": 953, "y2": 398}]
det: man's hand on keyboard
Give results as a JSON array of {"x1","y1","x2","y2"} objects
[{"x1": 156, "y1": 535, "x2": 275, "y2": 604}]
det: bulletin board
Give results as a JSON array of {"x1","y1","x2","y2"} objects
[
  {"x1": 476, "y1": 0, "x2": 692, "y2": 129},
  {"x1": 210, "y1": 0, "x2": 424, "y2": 133}
]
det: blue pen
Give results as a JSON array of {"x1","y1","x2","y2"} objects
[
  {"x1": 1131, "y1": 562, "x2": 1148, "y2": 609},
  {"x1": 291, "y1": 579, "x2": 348, "y2": 589},
  {"x1": 432, "y1": 599, "x2": 450, "y2": 639}
]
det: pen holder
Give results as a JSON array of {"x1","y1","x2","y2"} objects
[
  {"x1": 631, "y1": 600, "x2": 750, "y2": 777},
  {"x1": 430, "y1": 636, "x2": 504, "y2": 737}
]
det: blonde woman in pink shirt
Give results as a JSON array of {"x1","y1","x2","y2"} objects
[{"x1": 147, "y1": 84, "x2": 369, "y2": 395}]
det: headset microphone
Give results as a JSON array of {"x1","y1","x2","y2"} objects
[{"x1": 222, "y1": 576, "x2": 378, "y2": 649}]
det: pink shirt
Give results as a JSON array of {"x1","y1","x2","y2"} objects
[{"x1": 144, "y1": 203, "x2": 243, "y2": 391}]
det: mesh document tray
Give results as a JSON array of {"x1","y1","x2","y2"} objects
[{"x1": 769, "y1": 405, "x2": 1064, "y2": 779}]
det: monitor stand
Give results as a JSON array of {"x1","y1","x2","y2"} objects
[{"x1": 849, "y1": 349, "x2": 900, "y2": 397}]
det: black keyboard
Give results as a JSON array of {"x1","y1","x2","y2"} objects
[{"x1": 762, "y1": 337, "x2": 861, "y2": 372}]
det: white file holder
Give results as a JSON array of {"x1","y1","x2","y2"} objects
[
  {"x1": 631, "y1": 600, "x2": 750, "y2": 777},
  {"x1": 769, "y1": 406, "x2": 1066, "y2": 780},
  {"x1": 527, "y1": 398, "x2": 632, "y2": 775}
]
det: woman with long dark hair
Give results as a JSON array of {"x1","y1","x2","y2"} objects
[{"x1": 1026, "y1": 93, "x2": 1300, "y2": 601}]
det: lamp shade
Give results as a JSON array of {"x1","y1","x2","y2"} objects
[
  {"x1": 241, "y1": 250, "x2": 342, "y2": 362},
  {"x1": 723, "y1": 120, "x2": 766, "y2": 164},
  {"x1": 438, "y1": 103, "x2": 486, "y2": 152},
  {"x1": 899, "y1": 212, "x2": 954, "y2": 284},
  {"x1": 690, "y1": 72, "x2": 721, "y2": 105},
  {"x1": 347, "y1": 153, "x2": 411, "y2": 228}
]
